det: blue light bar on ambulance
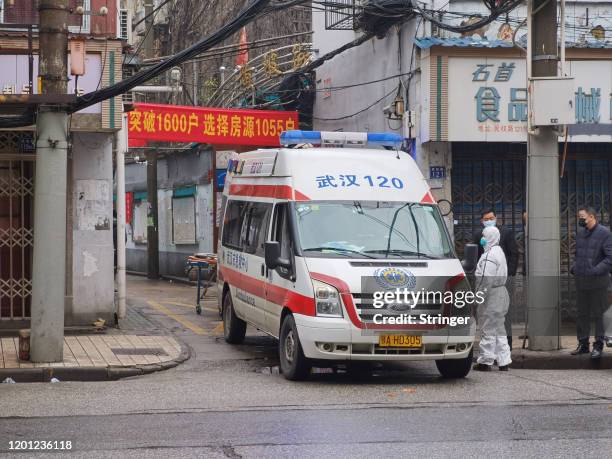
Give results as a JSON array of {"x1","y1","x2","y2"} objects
[{"x1": 280, "y1": 130, "x2": 403, "y2": 149}]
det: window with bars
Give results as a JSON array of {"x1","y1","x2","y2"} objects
[
  {"x1": 324, "y1": 0, "x2": 358, "y2": 31},
  {"x1": 119, "y1": 8, "x2": 129, "y2": 40}
]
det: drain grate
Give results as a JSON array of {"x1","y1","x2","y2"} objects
[{"x1": 111, "y1": 347, "x2": 168, "y2": 356}]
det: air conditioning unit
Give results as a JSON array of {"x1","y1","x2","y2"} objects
[{"x1": 119, "y1": 9, "x2": 131, "y2": 42}]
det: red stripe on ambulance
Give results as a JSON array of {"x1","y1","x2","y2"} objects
[
  {"x1": 221, "y1": 266, "x2": 316, "y2": 316},
  {"x1": 229, "y1": 184, "x2": 310, "y2": 201}
]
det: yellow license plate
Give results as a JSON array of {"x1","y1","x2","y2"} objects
[{"x1": 378, "y1": 335, "x2": 422, "y2": 347}]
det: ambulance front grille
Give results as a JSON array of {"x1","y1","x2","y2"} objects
[{"x1": 350, "y1": 293, "x2": 443, "y2": 324}]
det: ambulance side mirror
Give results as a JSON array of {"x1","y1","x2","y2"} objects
[
  {"x1": 265, "y1": 241, "x2": 291, "y2": 271},
  {"x1": 461, "y1": 243, "x2": 478, "y2": 274}
]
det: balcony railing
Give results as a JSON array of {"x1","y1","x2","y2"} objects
[{"x1": 325, "y1": 0, "x2": 359, "y2": 31}]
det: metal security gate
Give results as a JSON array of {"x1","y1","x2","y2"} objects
[
  {"x1": 451, "y1": 143, "x2": 612, "y2": 276},
  {"x1": 451, "y1": 143, "x2": 612, "y2": 322},
  {"x1": 0, "y1": 132, "x2": 35, "y2": 325},
  {"x1": 451, "y1": 143, "x2": 527, "y2": 272},
  {"x1": 560, "y1": 156, "x2": 612, "y2": 274}
]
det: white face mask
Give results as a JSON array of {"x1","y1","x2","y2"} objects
[{"x1": 483, "y1": 219, "x2": 496, "y2": 228}]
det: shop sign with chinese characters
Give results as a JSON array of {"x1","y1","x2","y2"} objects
[
  {"x1": 0, "y1": 54, "x2": 102, "y2": 114},
  {"x1": 128, "y1": 103, "x2": 299, "y2": 146},
  {"x1": 447, "y1": 58, "x2": 612, "y2": 142}
]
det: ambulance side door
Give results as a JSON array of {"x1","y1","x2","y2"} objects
[
  {"x1": 220, "y1": 199, "x2": 252, "y2": 322},
  {"x1": 265, "y1": 202, "x2": 296, "y2": 336},
  {"x1": 240, "y1": 201, "x2": 272, "y2": 329}
]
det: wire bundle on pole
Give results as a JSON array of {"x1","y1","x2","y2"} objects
[{"x1": 73, "y1": 0, "x2": 272, "y2": 113}]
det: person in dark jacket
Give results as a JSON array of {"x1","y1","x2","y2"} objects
[
  {"x1": 571, "y1": 207, "x2": 612, "y2": 359},
  {"x1": 473, "y1": 208, "x2": 519, "y2": 348}
]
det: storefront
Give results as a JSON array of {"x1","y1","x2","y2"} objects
[{"x1": 416, "y1": 38, "x2": 612, "y2": 277}]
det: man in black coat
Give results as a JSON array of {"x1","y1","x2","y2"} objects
[
  {"x1": 571, "y1": 207, "x2": 612, "y2": 359},
  {"x1": 473, "y1": 208, "x2": 519, "y2": 348}
]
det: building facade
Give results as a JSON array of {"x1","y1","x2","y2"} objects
[
  {"x1": 0, "y1": 0, "x2": 125, "y2": 327},
  {"x1": 124, "y1": 146, "x2": 216, "y2": 277}
]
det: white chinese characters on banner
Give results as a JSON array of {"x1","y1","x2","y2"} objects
[{"x1": 447, "y1": 58, "x2": 612, "y2": 142}]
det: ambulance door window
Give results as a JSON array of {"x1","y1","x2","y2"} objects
[
  {"x1": 218, "y1": 194, "x2": 228, "y2": 235},
  {"x1": 243, "y1": 202, "x2": 271, "y2": 256},
  {"x1": 271, "y1": 203, "x2": 293, "y2": 279},
  {"x1": 222, "y1": 200, "x2": 247, "y2": 250}
]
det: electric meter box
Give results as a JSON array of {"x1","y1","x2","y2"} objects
[{"x1": 528, "y1": 77, "x2": 575, "y2": 127}]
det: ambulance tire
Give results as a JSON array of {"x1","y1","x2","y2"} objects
[
  {"x1": 279, "y1": 314, "x2": 311, "y2": 381},
  {"x1": 223, "y1": 292, "x2": 246, "y2": 344},
  {"x1": 436, "y1": 349, "x2": 473, "y2": 379}
]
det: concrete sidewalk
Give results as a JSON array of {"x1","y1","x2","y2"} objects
[
  {"x1": 0, "y1": 292, "x2": 192, "y2": 383},
  {"x1": 509, "y1": 334, "x2": 612, "y2": 370},
  {"x1": 0, "y1": 333, "x2": 189, "y2": 382}
]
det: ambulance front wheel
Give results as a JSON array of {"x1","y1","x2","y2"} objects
[
  {"x1": 279, "y1": 314, "x2": 311, "y2": 381},
  {"x1": 436, "y1": 349, "x2": 473, "y2": 379},
  {"x1": 223, "y1": 292, "x2": 246, "y2": 344}
]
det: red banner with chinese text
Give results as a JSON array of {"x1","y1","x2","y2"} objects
[{"x1": 128, "y1": 103, "x2": 299, "y2": 146}]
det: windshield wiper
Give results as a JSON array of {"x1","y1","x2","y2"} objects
[
  {"x1": 303, "y1": 247, "x2": 376, "y2": 259},
  {"x1": 364, "y1": 249, "x2": 442, "y2": 260}
]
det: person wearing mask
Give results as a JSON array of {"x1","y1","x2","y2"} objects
[
  {"x1": 571, "y1": 207, "x2": 612, "y2": 359},
  {"x1": 473, "y1": 226, "x2": 512, "y2": 371},
  {"x1": 473, "y1": 209, "x2": 519, "y2": 348}
]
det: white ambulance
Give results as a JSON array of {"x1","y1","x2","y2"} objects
[{"x1": 217, "y1": 130, "x2": 478, "y2": 380}]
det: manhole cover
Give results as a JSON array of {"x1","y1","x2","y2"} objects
[{"x1": 111, "y1": 348, "x2": 168, "y2": 356}]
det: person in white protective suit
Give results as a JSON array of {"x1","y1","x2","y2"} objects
[{"x1": 473, "y1": 226, "x2": 512, "y2": 371}]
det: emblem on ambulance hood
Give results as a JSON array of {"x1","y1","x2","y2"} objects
[{"x1": 374, "y1": 267, "x2": 416, "y2": 290}]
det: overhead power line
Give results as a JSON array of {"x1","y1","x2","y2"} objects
[
  {"x1": 0, "y1": 0, "x2": 526, "y2": 128},
  {"x1": 132, "y1": 0, "x2": 173, "y2": 29},
  {"x1": 73, "y1": 0, "x2": 272, "y2": 112},
  {"x1": 141, "y1": 30, "x2": 313, "y2": 65},
  {"x1": 314, "y1": 85, "x2": 398, "y2": 121}
]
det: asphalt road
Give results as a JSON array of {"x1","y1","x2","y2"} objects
[
  {"x1": 1, "y1": 277, "x2": 611, "y2": 458},
  {"x1": 1, "y1": 401, "x2": 610, "y2": 458}
]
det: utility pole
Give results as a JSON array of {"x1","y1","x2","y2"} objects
[
  {"x1": 116, "y1": 115, "x2": 128, "y2": 319},
  {"x1": 193, "y1": 60, "x2": 199, "y2": 106},
  {"x1": 146, "y1": 151, "x2": 159, "y2": 279},
  {"x1": 30, "y1": 0, "x2": 69, "y2": 362},
  {"x1": 143, "y1": 0, "x2": 155, "y2": 63},
  {"x1": 527, "y1": 0, "x2": 560, "y2": 350},
  {"x1": 144, "y1": 0, "x2": 160, "y2": 279}
]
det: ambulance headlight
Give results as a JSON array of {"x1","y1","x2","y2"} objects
[{"x1": 312, "y1": 280, "x2": 343, "y2": 318}]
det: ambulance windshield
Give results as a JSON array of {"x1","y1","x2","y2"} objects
[{"x1": 295, "y1": 201, "x2": 454, "y2": 259}]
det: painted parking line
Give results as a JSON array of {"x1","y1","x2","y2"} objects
[
  {"x1": 212, "y1": 322, "x2": 224, "y2": 335},
  {"x1": 164, "y1": 301, "x2": 218, "y2": 313},
  {"x1": 147, "y1": 300, "x2": 208, "y2": 335}
]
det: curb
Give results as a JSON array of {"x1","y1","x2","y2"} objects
[
  {"x1": 509, "y1": 350, "x2": 612, "y2": 370},
  {"x1": 0, "y1": 340, "x2": 192, "y2": 383}
]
